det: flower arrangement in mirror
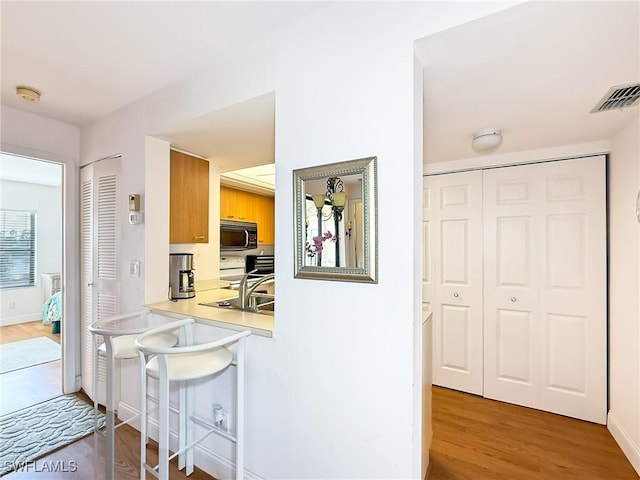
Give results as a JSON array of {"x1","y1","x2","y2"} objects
[{"x1": 305, "y1": 231, "x2": 336, "y2": 264}]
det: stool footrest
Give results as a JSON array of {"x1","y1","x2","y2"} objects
[
  {"x1": 142, "y1": 414, "x2": 225, "y2": 477},
  {"x1": 191, "y1": 413, "x2": 237, "y2": 443},
  {"x1": 144, "y1": 463, "x2": 160, "y2": 479}
]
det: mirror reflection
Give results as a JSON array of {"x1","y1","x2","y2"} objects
[
  {"x1": 304, "y1": 174, "x2": 362, "y2": 268},
  {"x1": 293, "y1": 156, "x2": 377, "y2": 283}
]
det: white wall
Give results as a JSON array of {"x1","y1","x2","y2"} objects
[
  {"x1": 0, "y1": 105, "x2": 80, "y2": 393},
  {"x1": 608, "y1": 115, "x2": 640, "y2": 475},
  {"x1": 0, "y1": 179, "x2": 62, "y2": 325}
]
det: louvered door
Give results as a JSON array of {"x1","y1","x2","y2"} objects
[{"x1": 80, "y1": 157, "x2": 120, "y2": 404}]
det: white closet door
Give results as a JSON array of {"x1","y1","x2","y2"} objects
[
  {"x1": 425, "y1": 171, "x2": 484, "y2": 395},
  {"x1": 483, "y1": 156, "x2": 606, "y2": 423},
  {"x1": 80, "y1": 158, "x2": 120, "y2": 404}
]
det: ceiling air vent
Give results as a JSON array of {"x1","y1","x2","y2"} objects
[{"x1": 591, "y1": 83, "x2": 640, "y2": 113}]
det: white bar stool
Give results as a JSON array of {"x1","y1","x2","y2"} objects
[
  {"x1": 135, "y1": 318, "x2": 251, "y2": 480},
  {"x1": 89, "y1": 310, "x2": 179, "y2": 480}
]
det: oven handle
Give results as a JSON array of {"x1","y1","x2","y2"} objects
[{"x1": 244, "y1": 230, "x2": 250, "y2": 248}]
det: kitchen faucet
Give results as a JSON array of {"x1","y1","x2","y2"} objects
[{"x1": 238, "y1": 270, "x2": 275, "y2": 310}]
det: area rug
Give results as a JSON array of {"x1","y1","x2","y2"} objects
[
  {"x1": 0, "y1": 337, "x2": 61, "y2": 374},
  {"x1": 0, "y1": 395, "x2": 105, "y2": 476}
]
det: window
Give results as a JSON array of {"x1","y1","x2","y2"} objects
[{"x1": 0, "y1": 209, "x2": 36, "y2": 288}]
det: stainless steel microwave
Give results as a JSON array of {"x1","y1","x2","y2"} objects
[{"x1": 220, "y1": 219, "x2": 258, "y2": 250}]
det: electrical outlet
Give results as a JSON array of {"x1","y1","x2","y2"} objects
[
  {"x1": 7, "y1": 301, "x2": 15, "y2": 310},
  {"x1": 222, "y1": 411, "x2": 231, "y2": 433},
  {"x1": 213, "y1": 404, "x2": 224, "y2": 428}
]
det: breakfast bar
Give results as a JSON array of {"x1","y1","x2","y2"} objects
[{"x1": 145, "y1": 279, "x2": 274, "y2": 338}]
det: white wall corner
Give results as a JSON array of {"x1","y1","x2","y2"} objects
[{"x1": 608, "y1": 410, "x2": 640, "y2": 476}]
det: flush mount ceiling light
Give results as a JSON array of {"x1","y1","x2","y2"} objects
[
  {"x1": 16, "y1": 86, "x2": 41, "y2": 103},
  {"x1": 471, "y1": 128, "x2": 503, "y2": 153}
]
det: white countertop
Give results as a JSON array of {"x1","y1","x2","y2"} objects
[{"x1": 145, "y1": 279, "x2": 274, "y2": 338}]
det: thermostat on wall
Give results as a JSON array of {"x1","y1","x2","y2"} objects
[{"x1": 129, "y1": 212, "x2": 143, "y2": 224}]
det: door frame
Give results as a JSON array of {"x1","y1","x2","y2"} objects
[{"x1": 0, "y1": 147, "x2": 80, "y2": 394}]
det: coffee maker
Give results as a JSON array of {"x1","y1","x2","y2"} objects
[{"x1": 169, "y1": 253, "x2": 195, "y2": 300}]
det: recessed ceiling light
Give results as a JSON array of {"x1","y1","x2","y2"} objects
[{"x1": 16, "y1": 86, "x2": 41, "y2": 103}]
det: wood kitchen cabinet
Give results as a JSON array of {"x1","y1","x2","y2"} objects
[
  {"x1": 170, "y1": 150, "x2": 209, "y2": 244},
  {"x1": 220, "y1": 186, "x2": 275, "y2": 245},
  {"x1": 255, "y1": 194, "x2": 275, "y2": 245},
  {"x1": 220, "y1": 187, "x2": 255, "y2": 222}
]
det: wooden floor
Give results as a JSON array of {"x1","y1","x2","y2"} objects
[
  {"x1": 3, "y1": 392, "x2": 216, "y2": 480},
  {"x1": 1, "y1": 323, "x2": 636, "y2": 479},
  {"x1": 0, "y1": 321, "x2": 216, "y2": 479},
  {"x1": 0, "y1": 321, "x2": 63, "y2": 415},
  {"x1": 429, "y1": 386, "x2": 638, "y2": 480},
  {"x1": 0, "y1": 319, "x2": 61, "y2": 344}
]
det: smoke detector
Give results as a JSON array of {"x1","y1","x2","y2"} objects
[
  {"x1": 591, "y1": 83, "x2": 640, "y2": 113},
  {"x1": 16, "y1": 86, "x2": 41, "y2": 103}
]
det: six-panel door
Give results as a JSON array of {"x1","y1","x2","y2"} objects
[
  {"x1": 424, "y1": 156, "x2": 606, "y2": 423},
  {"x1": 483, "y1": 157, "x2": 606, "y2": 423},
  {"x1": 424, "y1": 171, "x2": 484, "y2": 395}
]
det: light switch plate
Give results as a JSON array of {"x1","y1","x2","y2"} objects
[{"x1": 130, "y1": 261, "x2": 140, "y2": 277}]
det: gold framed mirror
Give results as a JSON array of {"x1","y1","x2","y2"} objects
[{"x1": 293, "y1": 156, "x2": 378, "y2": 283}]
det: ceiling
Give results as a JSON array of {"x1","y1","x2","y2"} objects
[
  {"x1": 2, "y1": 2, "x2": 638, "y2": 173},
  {"x1": 156, "y1": 92, "x2": 276, "y2": 173},
  {"x1": 419, "y1": 1, "x2": 639, "y2": 164},
  {"x1": 0, "y1": 1, "x2": 321, "y2": 125}
]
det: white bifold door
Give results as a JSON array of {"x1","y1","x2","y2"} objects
[
  {"x1": 423, "y1": 170, "x2": 484, "y2": 395},
  {"x1": 424, "y1": 156, "x2": 606, "y2": 424}
]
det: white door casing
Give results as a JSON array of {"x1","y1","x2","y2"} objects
[
  {"x1": 483, "y1": 156, "x2": 606, "y2": 424},
  {"x1": 424, "y1": 171, "x2": 484, "y2": 395},
  {"x1": 80, "y1": 157, "x2": 120, "y2": 404}
]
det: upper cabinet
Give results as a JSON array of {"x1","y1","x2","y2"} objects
[
  {"x1": 170, "y1": 150, "x2": 209, "y2": 244},
  {"x1": 220, "y1": 186, "x2": 275, "y2": 245}
]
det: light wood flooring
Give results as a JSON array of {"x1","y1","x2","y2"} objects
[
  {"x1": 429, "y1": 386, "x2": 638, "y2": 480},
  {"x1": 0, "y1": 322, "x2": 215, "y2": 479},
  {"x1": 1, "y1": 323, "x2": 636, "y2": 479},
  {"x1": 0, "y1": 319, "x2": 61, "y2": 344},
  {"x1": 0, "y1": 320, "x2": 63, "y2": 415},
  {"x1": 3, "y1": 391, "x2": 216, "y2": 480}
]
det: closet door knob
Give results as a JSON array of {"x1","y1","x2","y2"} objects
[
  {"x1": 453, "y1": 292, "x2": 459, "y2": 298},
  {"x1": 510, "y1": 296, "x2": 517, "y2": 302}
]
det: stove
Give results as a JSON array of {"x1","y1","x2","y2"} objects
[{"x1": 220, "y1": 255, "x2": 274, "y2": 289}]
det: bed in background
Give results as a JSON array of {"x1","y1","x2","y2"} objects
[{"x1": 42, "y1": 291, "x2": 61, "y2": 334}]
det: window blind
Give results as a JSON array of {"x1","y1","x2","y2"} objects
[{"x1": 0, "y1": 209, "x2": 36, "y2": 288}]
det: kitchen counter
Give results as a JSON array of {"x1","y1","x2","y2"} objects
[{"x1": 145, "y1": 280, "x2": 274, "y2": 338}]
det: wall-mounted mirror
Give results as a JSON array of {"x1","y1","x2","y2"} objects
[{"x1": 293, "y1": 156, "x2": 377, "y2": 283}]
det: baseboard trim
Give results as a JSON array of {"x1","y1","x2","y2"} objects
[
  {"x1": 0, "y1": 313, "x2": 43, "y2": 327},
  {"x1": 607, "y1": 410, "x2": 640, "y2": 476},
  {"x1": 118, "y1": 401, "x2": 263, "y2": 480}
]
